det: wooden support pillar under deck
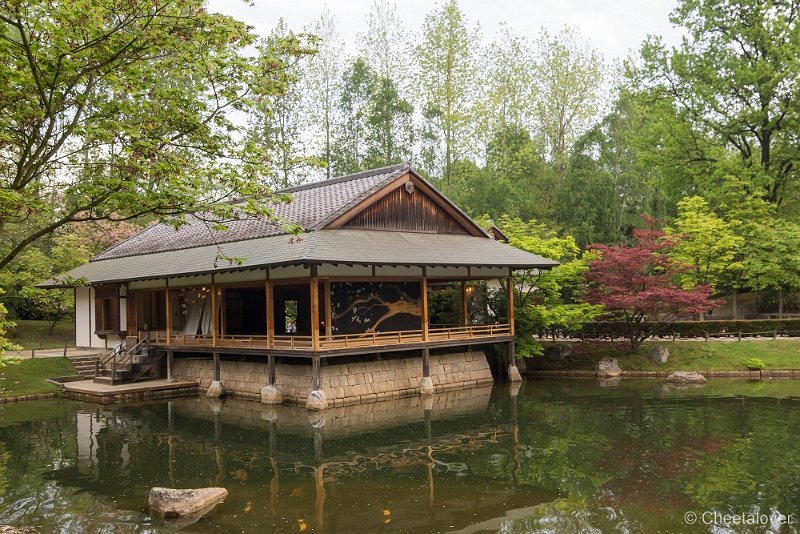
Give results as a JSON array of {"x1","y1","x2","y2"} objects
[
  {"x1": 267, "y1": 353, "x2": 276, "y2": 386},
  {"x1": 422, "y1": 347, "x2": 430, "y2": 378},
  {"x1": 213, "y1": 351, "x2": 221, "y2": 382},
  {"x1": 166, "y1": 350, "x2": 173, "y2": 382},
  {"x1": 312, "y1": 355, "x2": 321, "y2": 391}
]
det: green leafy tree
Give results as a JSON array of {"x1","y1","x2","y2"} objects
[
  {"x1": 492, "y1": 216, "x2": 602, "y2": 356},
  {"x1": 414, "y1": 0, "x2": 479, "y2": 187},
  {"x1": 305, "y1": 9, "x2": 344, "y2": 179},
  {"x1": 0, "y1": 0, "x2": 313, "y2": 271},
  {"x1": 534, "y1": 27, "x2": 604, "y2": 181},
  {"x1": 669, "y1": 196, "x2": 743, "y2": 290},
  {"x1": 247, "y1": 20, "x2": 318, "y2": 188},
  {"x1": 640, "y1": 0, "x2": 800, "y2": 208}
]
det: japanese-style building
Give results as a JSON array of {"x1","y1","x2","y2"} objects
[{"x1": 44, "y1": 163, "x2": 558, "y2": 409}]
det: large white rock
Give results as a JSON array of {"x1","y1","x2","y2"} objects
[
  {"x1": 650, "y1": 346, "x2": 669, "y2": 364},
  {"x1": 148, "y1": 487, "x2": 227, "y2": 522},
  {"x1": 206, "y1": 381, "x2": 225, "y2": 398},
  {"x1": 666, "y1": 371, "x2": 707, "y2": 385},
  {"x1": 306, "y1": 389, "x2": 328, "y2": 410},
  {"x1": 596, "y1": 357, "x2": 622, "y2": 378},
  {"x1": 508, "y1": 365, "x2": 523, "y2": 382},
  {"x1": 419, "y1": 376, "x2": 434, "y2": 395}
]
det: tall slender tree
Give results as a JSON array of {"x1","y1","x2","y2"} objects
[
  {"x1": 305, "y1": 9, "x2": 343, "y2": 179},
  {"x1": 414, "y1": 0, "x2": 479, "y2": 187}
]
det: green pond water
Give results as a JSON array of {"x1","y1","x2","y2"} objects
[{"x1": 0, "y1": 379, "x2": 799, "y2": 533}]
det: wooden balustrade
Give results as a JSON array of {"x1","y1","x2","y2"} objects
[{"x1": 151, "y1": 324, "x2": 511, "y2": 351}]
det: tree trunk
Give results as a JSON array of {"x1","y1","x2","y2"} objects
[
  {"x1": 732, "y1": 288, "x2": 739, "y2": 320},
  {"x1": 778, "y1": 287, "x2": 784, "y2": 319}
]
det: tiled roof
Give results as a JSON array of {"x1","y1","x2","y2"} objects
[
  {"x1": 42, "y1": 230, "x2": 559, "y2": 285},
  {"x1": 93, "y1": 163, "x2": 409, "y2": 261}
]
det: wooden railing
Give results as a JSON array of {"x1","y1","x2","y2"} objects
[{"x1": 152, "y1": 324, "x2": 511, "y2": 351}]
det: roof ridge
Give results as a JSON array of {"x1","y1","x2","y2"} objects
[{"x1": 278, "y1": 162, "x2": 409, "y2": 194}]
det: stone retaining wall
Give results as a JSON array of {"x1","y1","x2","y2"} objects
[{"x1": 172, "y1": 350, "x2": 493, "y2": 406}]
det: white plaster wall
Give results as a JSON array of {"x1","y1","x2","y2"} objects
[{"x1": 75, "y1": 286, "x2": 92, "y2": 348}]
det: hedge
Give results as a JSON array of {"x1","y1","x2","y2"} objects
[{"x1": 575, "y1": 319, "x2": 800, "y2": 339}]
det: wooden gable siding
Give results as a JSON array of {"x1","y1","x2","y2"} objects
[{"x1": 342, "y1": 184, "x2": 470, "y2": 234}]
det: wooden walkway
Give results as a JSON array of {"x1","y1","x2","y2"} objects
[{"x1": 63, "y1": 379, "x2": 198, "y2": 404}]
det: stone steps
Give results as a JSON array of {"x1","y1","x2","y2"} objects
[{"x1": 67, "y1": 355, "x2": 100, "y2": 378}]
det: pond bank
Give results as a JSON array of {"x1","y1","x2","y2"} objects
[{"x1": 528, "y1": 339, "x2": 800, "y2": 376}]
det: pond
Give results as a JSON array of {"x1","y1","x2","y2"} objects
[{"x1": 0, "y1": 379, "x2": 799, "y2": 533}]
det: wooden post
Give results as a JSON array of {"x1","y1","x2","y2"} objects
[
  {"x1": 421, "y1": 277, "x2": 429, "y2": 341},
  {"x1": 312, "y1": 355, "x2": 321, "y2": 391},
  {"x1": 265, "y1": 280, "x2": 274, "y2": 348},
  {"x1": 211, "y1": 275, "x2": 218, "y2": 347},
  {"x1": 506, "y1": 276, "x2": 515, "y2": 336},
  {"x1": 268, "y1": 353, "x2": 276, "y2": 386},
  {"x1": 213, "y1": 351, "x2": 221, "y2": 382},
  {"x1": 310, "y1": 277, "x2": 320, "y2": 351},
  {"x1": 422, "y1": 347, "x2": 430, "y2": 378},
  {"x1": 460, "y1": 280, "x2": 468, "y2": 327},
  {"x1": 165, "y1": 279, "x2": 171, "y2": 346},
  {"x1": 167, "y1": 350, "x2": 173, "y2": 382},
  {"x1": 324, "y1": 280, "x2": 332, "y2": 340}
]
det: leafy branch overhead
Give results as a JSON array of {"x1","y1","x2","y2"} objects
[{"x1": 0, "y1": 0, "x2": 316, "y2": 270}]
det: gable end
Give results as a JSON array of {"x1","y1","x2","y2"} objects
[{"x1": 326, "y1": 173, "x2": 486, "y2": 237}]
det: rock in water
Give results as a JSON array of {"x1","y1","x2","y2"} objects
[
  {"x1": 650, "y1": 346, "x2": 669, "y2": 364},
  {"x1": 149, "y1": 487, "x2": 228, "y2": 528},
  {"x1": 595, "y1": 357, "x2": 622, "y2": 378},
  {"x1": 666, "y1": 371, "x2": 706, "y2": 385},
  {"x1": 0, "y1": 527, "x2": 40, "y2": 533}
]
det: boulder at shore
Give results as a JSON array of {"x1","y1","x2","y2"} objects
[
  {"x1": 149, "y1": 487, "x2": 227, "y2": 527},
  {"x1": 595, "y1": 357, "x2": 622, "y2": 378},
  {"x1": 666, "y1": 371, "x2": 707, "y2": 385},
  {"x1": 0, "y1": 527, "x2": 39, "y2": 533},
  {"x1": 650, "y1": 346, "x2": 669, "y2": 364}
]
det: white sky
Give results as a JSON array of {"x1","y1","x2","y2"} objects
[{"x1": 208, "y1": 0, "x2": 684, "y2": 64}]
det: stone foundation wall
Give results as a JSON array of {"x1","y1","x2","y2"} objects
[{"x1": 172, "y1": 350, "x2": 493, "y2": 406}]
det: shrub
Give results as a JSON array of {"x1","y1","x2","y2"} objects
[{"x1": 745, "y1": 358, "x2": 765, "y2": 370}]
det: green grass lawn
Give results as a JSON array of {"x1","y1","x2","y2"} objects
[
  {"x1": 0, "y1": 357, "x2": 76, "y2": 398},
  {"x1": 7, "y1": 319, "x2": 75, "y2": 350},
  {"x1": 533, "y1": 339, "x2": 800, "y2": 372}
]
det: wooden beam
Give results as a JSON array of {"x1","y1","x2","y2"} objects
[
  {"x1": 211, "y1": 275, "x2": 218, "y2": 347},
  {"x1": 324, "y1": 280, "x2": 332, "y2": 340},
  {"x1": 310, "y1": 277, "x2": 320, "y2": 351},
  {"x1": 506, "y1": 276, "x2": 515, "y2": 336},
  {"x1": 266, "y1": 280, "x2": 274, "y2": 348},
  {"x1": 421, "y1": 277, "x2": 429, "y2": 342},
  {"x1": 167, "y1": 350, "x2": 173, "y2": 382},
  {"x1": 422, "y1": 347, "x2": 430, "y2": 377},
  {"x1": 165, "y1": 279, "x2": 171, "y2": 346}
]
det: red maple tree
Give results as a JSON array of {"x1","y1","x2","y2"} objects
[{"x1": 584, "y1": 227, "x2": 722, "y2": 351}]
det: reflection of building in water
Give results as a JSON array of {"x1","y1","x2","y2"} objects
[
  {"x1": 76, "y1": 411, "x2": 131, "y2": 482},
  {"x1": 55, "y1": 384, "x2": 547, "y2": 533}
]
